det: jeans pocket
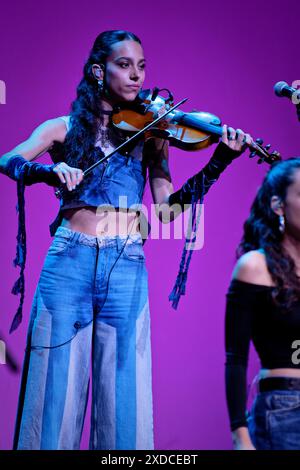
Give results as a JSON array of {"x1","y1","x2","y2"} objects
[
  {"x1": 269, "y1": 393, "x2": 300, "y2": 412},
  {"x1": 48, "y1": 235, "x2": 72, "y2": 256},
  {"x1": 266, "y1": 393, "x2": 300, "y2": 449},
  {"x1": 122, "y1": 241, "x2": 145, "y2": 262}
]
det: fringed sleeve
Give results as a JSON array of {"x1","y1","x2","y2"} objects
[{"x1": 10, "y1": 175, "x2": 27, "y2": 333}]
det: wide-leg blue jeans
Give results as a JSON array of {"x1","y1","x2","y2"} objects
[{"x1": 13, "y1": 226, "x2": 154, "y2": 450}]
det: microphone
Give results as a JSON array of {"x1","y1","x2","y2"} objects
[{"x1": 274, "y1": 81, "x2": 300, "y2": 104}]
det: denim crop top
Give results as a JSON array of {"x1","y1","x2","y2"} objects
[{"x1": 48, "y1": 116, "x2": 147, "y2": 236}]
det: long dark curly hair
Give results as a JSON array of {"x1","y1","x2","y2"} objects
[
  {"x1": 238, "y1": 157, "x2": 300, "y2": 308},
  {"x1": 50, "y1": 30, "x2": 142, "y2": 170}
]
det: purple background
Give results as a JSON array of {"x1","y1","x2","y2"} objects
[{"x1": 0, "y1": 0, "x2": 299, "y2": 450}]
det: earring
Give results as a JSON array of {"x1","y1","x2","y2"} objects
[
  {"x1": 279, "y1": 214, "x2": 285, "y2": 233},
  {"x1": 97, "y1": 79, "x2": 104, "y2": 94}
]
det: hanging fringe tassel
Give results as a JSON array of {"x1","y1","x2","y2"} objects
[
  {"x1": 9, "y1": 176, "x2": 27, "y2": 333},
  {"x1": 169, "y1": 175, "x2": 204, "y2": 309}
]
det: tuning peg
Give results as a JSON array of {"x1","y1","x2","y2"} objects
[
  {"x1": 257, "y1": 158, "x2": 264, "y2": 164},
  {"x1": 256, "y1": 138, "x2": 263, "y2": 145},
  {"x1": 265, "y1": 144, "x2": 271, "y2": 150},
  {"x1": 271, "y1": 150, "x2": 282, "y2": 161},
  {"x1": 249, "y1": 151, "x2": 257, "y2": 158}
]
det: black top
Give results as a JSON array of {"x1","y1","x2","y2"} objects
[{"x1": 225, "y1": 278, "x2": 300, "y2": 431}]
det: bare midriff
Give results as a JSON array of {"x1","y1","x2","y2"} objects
[
  {"x1": 60, "y1": 206, "x2": 141, "y2": 237},
  {"x1": 259, "y1": 368, "x2": 300, "y2": 379}
]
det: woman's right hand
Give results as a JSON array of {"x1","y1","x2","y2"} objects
[{"x1": 53, "y1": 162, "x2": 84, "y2": 191}]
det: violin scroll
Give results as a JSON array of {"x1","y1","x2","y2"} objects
[{"x1": 249, "y1": 138, "x2": 281, "y2": 165}]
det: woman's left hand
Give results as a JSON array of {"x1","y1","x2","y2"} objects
[{"x1": 221, "y1": 124, "x2": 253, "y2": 153}]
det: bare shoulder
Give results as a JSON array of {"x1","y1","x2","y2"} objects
[
  {"x1": 42, "y1": 115, "x2": 70, "y2": 145},
  {"x1": 1, "y1": 115, "x2": 70, "y2": 163},
  {"x1": 231, "y1": 250, "x2": 274, "y2": 286},
  {"x1": 26, "y1": 115, "x2": 69, "y2": 147}
]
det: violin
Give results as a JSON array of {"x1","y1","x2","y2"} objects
[
  {"x1": 55, "y1": 88, "x2": 281, "y2": 199},
  {"x1": 112, "y1": 88, "x2": 281, "y2": 165},
  {"x1": 55, "y1": 94, "x2": 187, "y2": 197}
]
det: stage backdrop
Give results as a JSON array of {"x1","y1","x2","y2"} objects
[{"x1": 0, "y1": 0, "x2": 299, "y2": 450}]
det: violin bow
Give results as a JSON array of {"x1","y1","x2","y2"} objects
[{"x1": 55, "y1": 97, "x2": 188, "y2": 198}]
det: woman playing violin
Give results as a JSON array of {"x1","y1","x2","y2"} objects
[{"x1": 0, "y1": 29, "x2": 252, "y2": 450}]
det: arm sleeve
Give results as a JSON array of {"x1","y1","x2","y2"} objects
[
  {"x1": 0, "y1": 155, "x2": 62, "y2": 333},
  {"x1": 143, "y1": 137, "x2": 172, "y2": 183},
  {"x1": 168, "y1": 142, "x2": 242, "y2": 209},
  {"x1": 225, "y1": 279, "x2": 257, "y2": 431}
]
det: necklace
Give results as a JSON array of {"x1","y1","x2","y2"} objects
[
  {"x1": 99, "y1": 125, "x2": 111, "y2": 148},
  {"x1": 96, "y1": 113, "x2": 125, "y2": 149},
  {"x1": 97, "y1": 110, "x2": 113, "y2": 148}
]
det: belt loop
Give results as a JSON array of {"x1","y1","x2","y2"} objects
[
  {"x1": 70, "y1": 230, "x2": 80, "y2": 247},
  {"x1": 116, "y1": 236, "x2": 123, "y2": 252}
]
